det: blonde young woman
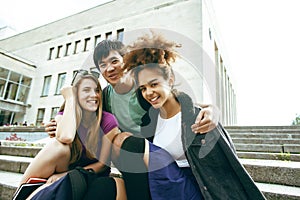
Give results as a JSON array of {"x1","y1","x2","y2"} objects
[{"x1": 18, "y1": 70, "x2": 126, "y2": 199}]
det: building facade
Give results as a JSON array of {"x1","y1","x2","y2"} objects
[{"x1": 0, "y1": 0, "x2": 236, "y2": 126}]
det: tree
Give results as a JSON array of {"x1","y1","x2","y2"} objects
[{"x1": 292, "y1": 114, "x2": 300, "y2": 125}]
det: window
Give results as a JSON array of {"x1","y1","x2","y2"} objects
[
  {"x1": 106, "y1": 32, "x2": 112, "y2": 40},
  {"x1": 4, "y1": 71, "x2": 20, "y2": 101},
  {"x1": 36, "y1": 108, "x2": 45, "y2": 126},
  {"x1": 0, "y1": 68, "x2": 32, "y2": 103},
  {"x1": 56, "y1": 45, "x2": 63, "y2": 58},
  {"x1": 41, "y1": 75, "x2": 51, "y2": 96},
  {"x1": 94, "y1": 35, "x2": 101, "y2": 46},
  {"x1": 51, "y1": 107, "x2": 60, "y2": 120},
  {"x1": 0, "y1": 79, "x2": 5, "y2": 98},
  {"x1": 0, "y1": 67, "x2": 9, "y2": 79},
  {"x1": 5, "y1": 83, "x2": 17, "y2": 100},
  {"x1": 84, "y1": 38, "x2": 91, "y2": 52},
  {"x1": 55, "y1": 73, "x2": 66, "y2": 95},
  {"x1": 65, "y1": 43, "x2": 71, "y2": 56},
  {"x1": 17, "y1": 85, "x2": 29, "y2": 102},
  {"x1": 117, "y1": 29, "x2": 124, "y2": 41},
  {"x1": 74, "y1": 40, "x2": 81, "y2": 54},
  {"x1": 48, "y1": 47, "x2": 54, "y2": 60},
  {"x1": 16, "y1": 75, "x2": 31, "y2": 103}
]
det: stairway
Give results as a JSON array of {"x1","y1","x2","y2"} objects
[
  {"x1": 225, "y1": 125, "x2": 300, "y2": 200},
  {"x1": 1, "y1": 126, "x2": 300, "y2": 199}
]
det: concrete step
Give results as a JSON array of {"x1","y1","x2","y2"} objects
[
  {"x1": 0, "y1": 170, "x2": 299, "y2": 200},
  {"x1": 237, "y1": 151, "x2": 300, "y2": 162},
  {"x1": 240, "y1": 159, "x2": 300, "y2": 187},
  {"x1": 1, "y1": 153, "x2": 300, "y2": 188},
  {"x1": 232, "y1": 138, "x2": 300, "y2": 144},
  {"x1": 0, "y1": 145, "x2": 41, "y2": 157},
  {"x1": 229, "y1": 133, "x2": 300, "y2": 139},
  {"x1": 225, "y1": 125, "x2": 300, "y2": 133},
  {"x1": 235, "y1": 143, "x2": 283, "y2": 153},
  {"x1": 256, "y1": 182, "x2": 300, "y2": 200},
  {"x1": 234, "y1": 143, "x2": 300, "y2": 153},
  {"x1": 0, "y1": 155, "x2": 32, "y2": 173},
  {"x1": 0, "y1": 170, "x2": 22, "y2": 200}
]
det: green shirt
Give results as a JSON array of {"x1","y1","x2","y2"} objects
[{"x1": 103, "y1": 84, "x2": 146, "y2": 135}]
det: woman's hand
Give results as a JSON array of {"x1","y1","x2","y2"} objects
[
  {"x1": 46, "y1": 172, "x2": 67, "y2": 184},
  {"x1": 60, "y1": 85, "x2": 75, "y2": 100}
]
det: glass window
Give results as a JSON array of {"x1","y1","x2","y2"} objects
[
  {"x1": 84, "y1": 38, "x2": 90, "y2": 52},
  {"x1": 95, "y1": 35, "x2": 101, "y2": 46},
  {"x1": 21, "y1": 76, "x2": 32, "y2": 87},
  {"x1": 49, "y1": 47, "x2": 54, "y2": 60},
  {"x1": 0, "y1": 79, "x2": 5, "y2": 98},
  {"x1": 117, "y1": 29, "x2": 124, "y2": 41},
  {"x1": 55, "y1": 73, "x2": 66, "y2": 95},
  {"x1": 56, "y1": 45, "x2": 63, "y2": 58},
  {"x1": 41, "y1": 75, "x2": 51, "y2": 96},
  {"x1": 17, "y1": 85, "x2": 30, "y2": 103},
  {"x1": 51, "y1": 107, "x2": 60, "y2": 120},
  {"x1": 65, "y1": 43, "x2": 71, "y2": 56},
  {"x1": 106, "y1": 32, "x2": 112, "y2": 40},
  {"x1": 10, "y1": 71, "x2": 21, "y2": 83},
  {"x1": 5, "y1": 82, "x2": 18, "y2": 100},
  {"x1": 74, "y1": 40, "x2": 81, "y2": 54},
  {"x1": 0, "y1": 67, "x2": 9, "y2": 79},
  {"x1": 36, "y1": 108, "x2": 45, "y2": 126}
]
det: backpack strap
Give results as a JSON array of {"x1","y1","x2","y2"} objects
[
  {"x1": 68, "y1": 169, "x2": 87, "y2": 200},
  {"x1": 102, "y1": 85, "x2": 112, "y2": 112}
]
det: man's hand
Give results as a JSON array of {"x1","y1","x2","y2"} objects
[
  {"x1": 191, "y1": 104, "x2": 220, "y2": 134},
  {"x1": 45, "y1": 119, "x2": 57, "y2": 138}
]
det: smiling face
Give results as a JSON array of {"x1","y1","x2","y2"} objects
[
  {"x1": 77, "y1": 78, "x2": 101, "y2": 113},
  {"x1": 97, "y1": 50, "x2": 124, "y2": 86},
  {"x1": 138, "y1": 67, "x2": 174, "y2": 109}
]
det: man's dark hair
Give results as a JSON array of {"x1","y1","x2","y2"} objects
[{"x1": 93, "y1": 40, "x2": 125, "y2": 70}]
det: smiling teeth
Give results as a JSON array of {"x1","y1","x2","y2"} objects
[{"x1": 150, "y1": 97, "x2": 158, "y2": 102}]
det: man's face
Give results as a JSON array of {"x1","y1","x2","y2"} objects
[{"x1": 98, "y1": 50, "x2": 124, "y2": 86}]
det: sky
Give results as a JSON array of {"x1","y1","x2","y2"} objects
[{"x1": 0, "y1": 0, "x2": 299, "y2": 126}]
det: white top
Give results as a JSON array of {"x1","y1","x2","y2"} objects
[{"x1": 153, "y1": 112, "x2": 189, "y2": 167}]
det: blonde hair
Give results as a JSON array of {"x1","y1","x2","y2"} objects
[{"x1": 64, "y1": 74, "x2": 103, "y2": 165}]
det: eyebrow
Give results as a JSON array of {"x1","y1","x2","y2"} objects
[
  {"x1": 139, "y1": 78, "x2": 158, "y2": 87},
  {"x1": 99, "y1": 56, "x2": 120, "y2": 64}
]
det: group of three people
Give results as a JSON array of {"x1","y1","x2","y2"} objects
[{"x1": 17, "y1": 32, "x2": 265, "y2": 199}]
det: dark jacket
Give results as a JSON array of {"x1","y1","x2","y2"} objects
[{"x1": 140, "y1": 92, "x2": 266, "y2": 200}]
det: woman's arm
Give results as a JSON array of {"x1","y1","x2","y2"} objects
[
  {"x1": 84, "y1": 127, "x2": 120, "y2": 173},
  {"x1": 56, "y1": 86, "x2": 77, "y2": 144}
]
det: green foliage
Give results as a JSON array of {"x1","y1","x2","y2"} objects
[
  {"x1": 292, "y1": 114, "x2": 300, "y2": 125},
  {"x1": 279, "y1": 152, "x2": 291, "y2": 161}
]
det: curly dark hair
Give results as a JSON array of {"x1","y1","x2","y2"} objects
[{"x1": 123, "y1": 31, "x2": 181, "y2": 72}]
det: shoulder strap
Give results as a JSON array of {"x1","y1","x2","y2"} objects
[
  {"x1": 68, "y1": 169, "x2": 87, "y2": 200},
  {"x1": 102, "y1": 85, "x2": 112, "y2": 112}
]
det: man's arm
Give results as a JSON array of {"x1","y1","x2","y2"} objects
[
  {"x1": 191, "y1": 104, "x2": 220, "y2": 134},
  {"x1": 45, "y1": 119, "x2": 57, "y2": 138}
]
